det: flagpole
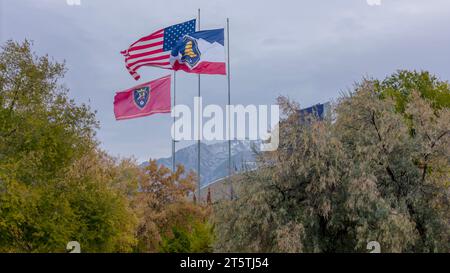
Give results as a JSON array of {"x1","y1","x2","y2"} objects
[
  {"x1": 172, "y1": 71, "x2": 176, "y2": 173},
  {"x1": 227, "y1": 18, "x2": 234, "y2": 200},
  {"x1": 197, "y1": 8, "x2": 202, "y2": 201}
]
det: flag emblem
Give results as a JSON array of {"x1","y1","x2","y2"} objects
[
  {"x1": 133, "y1": 87, "x2": 150, "y2": 109},
  {"x1": 170, "y1": 29, "x2": 226, "y2": 75},
  {"x1": 114, "y1": 75, "x2": 171, "y2": 121},
  {"x1": 179, "y1": 36, "x2": 201, "y2": 68}
]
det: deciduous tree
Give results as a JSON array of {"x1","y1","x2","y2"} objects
[{"x1": 214, "y1": 74, "x2": 449, "y2": 253}]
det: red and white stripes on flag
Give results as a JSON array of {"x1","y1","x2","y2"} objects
[
  {"x1": 121, "y1": 29, "x2": 169, "y2": 80},
  {"x1": 121, "y1": 20, "x2": 196, "y2": 80}
]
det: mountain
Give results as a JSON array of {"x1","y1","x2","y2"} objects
[{"x1": 143, "y1": 141, "x2": 258, "y2": 187}]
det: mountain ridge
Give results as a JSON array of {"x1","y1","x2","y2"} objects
[{"x1": 142, "y1": 141, "x2": 258, "y2": 187}]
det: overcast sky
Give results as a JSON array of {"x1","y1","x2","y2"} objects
[{"x1": 1, "y1": 0, "x2": 450, "y2": 162}]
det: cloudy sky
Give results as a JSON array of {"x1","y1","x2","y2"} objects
[{"x1": 1, "y1": 0, "x2": 449, "y2": 162}]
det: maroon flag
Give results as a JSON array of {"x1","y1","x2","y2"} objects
[{"x1": 114, "y1": 75, "x2": 171, "y2": 120}]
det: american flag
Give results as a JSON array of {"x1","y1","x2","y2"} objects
[{"x1": 121, "y1": 19, "x2": 196, "y2": 80}]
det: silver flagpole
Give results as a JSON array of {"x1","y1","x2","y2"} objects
[
  {"x1": 197, "y1": 8, "x2": 202, "y2": 201},
  {"x1": 227, "y1": 18, "x2": 233, "y2": 200},
  {"x1": 172, "y1": 71, "x2": 176, "y2": 172}
]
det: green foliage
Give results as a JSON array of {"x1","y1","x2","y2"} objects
[
  {"x1": 0, "y1": 40, "x2": 138, "y2": 252},
  {"x1": 160, "y1": 227, "x2": 192, "y2": 253},
  {"x1": 188, "y1": 219, "x2": 214, "y2": 253},
  {"x1": 0, "y1": 40, "x2": 214, "y2": 253},
  {"x1": 0, "y1": 41, "x2": 97, "y2": 184},
  {"x1": 134, "y1": 161, "x2": 214, "y2": 253},
  {"x1": 214, "y1": 72, "x2": 449, "y2": 253},
  {"x1": 159, "y1": 220, "x2": 214, "y2": 253},
  {"x1": 374, "y1": 70, "x2": 450, "y2": 113}
]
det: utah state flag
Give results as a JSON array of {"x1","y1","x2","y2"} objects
[{"x1": 170, "y1": 29, "x2": 226, "y2": 75}]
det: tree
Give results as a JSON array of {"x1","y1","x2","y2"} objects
[
  {"x1": 134, "y1": 160, "x2": 214, "y2": 253},
  {"x1": 335, "y1": 82, "x2": 449, "y2": 252},
  {"x1": 62, "y1": 150, "x2": 139, "y2": 252},
  {"x1": 375, "y1": 70, "x2": 450, "y2": 113},
  {"x1": 0, "y1": 40, "x2": 138, "y2": 252},
  {"x1": 214, "y1": 73, "x2": 449, "y2": 253}
]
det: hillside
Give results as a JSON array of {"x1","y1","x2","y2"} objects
[{"x1": 142, "y1": 141, "x2": 259, "y2": 187}]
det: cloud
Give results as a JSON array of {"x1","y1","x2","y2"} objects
[
  {"x1": 367, "y1": 0, "x2": 382, "y2": 6},
  {"x1": 1, "y1": 0, "x2": 450, "y2": 161}
]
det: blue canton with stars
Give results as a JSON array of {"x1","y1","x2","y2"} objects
[{"x1": 163, "y1": 19, "x2": 196, "y2": 52}]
